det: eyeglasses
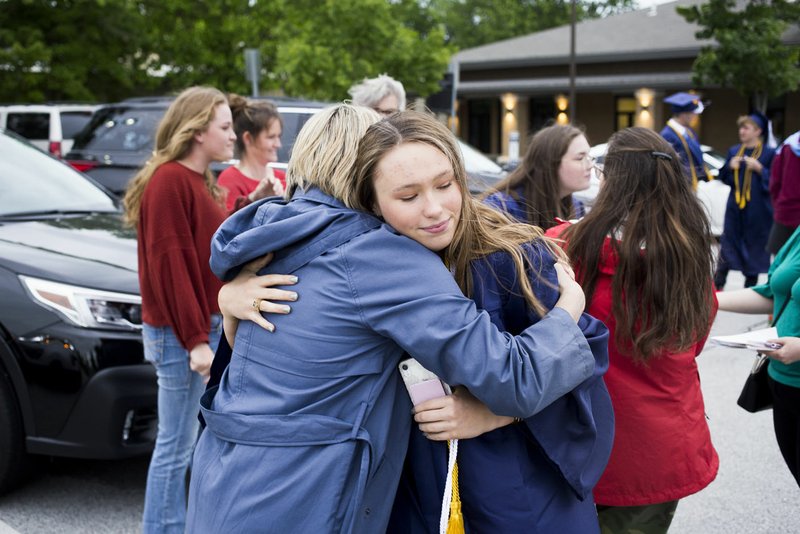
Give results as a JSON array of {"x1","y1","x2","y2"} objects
[{"x1": 565, "y1": 154, "x2": 596, "y2": 167}]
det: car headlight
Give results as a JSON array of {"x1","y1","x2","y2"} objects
[{"x1": 19, "y1": 275, "x2": 142, "y2": 331}]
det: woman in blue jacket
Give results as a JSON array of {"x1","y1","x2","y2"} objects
[{"x1": 187, "y1": 105, "x2": 607, "y2": 533}]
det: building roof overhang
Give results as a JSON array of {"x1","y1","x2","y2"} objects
[
  {"x1": 458, "y1": 71, "x2": 695, "y2": 97},
  {"x1": 453, "y1": 0, "x2": 799, "y2": 73}
]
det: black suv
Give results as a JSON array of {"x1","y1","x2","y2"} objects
[
  {"x1": 66, "y1": 96, "x2": 328, "y2": 195},
  {"x1": 0, "y1": 129, "x2": 155, "y2": 494}
]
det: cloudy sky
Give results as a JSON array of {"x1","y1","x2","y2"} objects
[{"x1": 635, "y1": 0, "x2": 677, "y2": 7}]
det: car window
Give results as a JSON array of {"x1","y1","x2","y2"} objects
[
  {"x1": 60, "y1": 112, "x2": 95, "y2": 139},
  {"x1": 703, "y1": 149, "x2": 726, "y2": 170},
  {"x1": 6, "y1": 113, "x2": 49, "y2": 140},
  {"x1": 458, "y1": 140, "x2": 503, "y2": 174},
  {"x1": 72, "y1": 107, "x2": 163, "y2": 153},
  {"x1": 0, "y1": 132, "x2": 116, "y2": 216},
  {"x1": 278, "y1": 110, "x2": 315, "y2": 163}
]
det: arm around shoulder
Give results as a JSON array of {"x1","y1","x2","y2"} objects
[{"x1": 347, "y1": 232, "x2": 594, "y2": 418}]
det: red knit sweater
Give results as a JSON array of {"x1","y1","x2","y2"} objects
[{"x1": 137, "y1": 161, "x2": 226, "y2": 350}]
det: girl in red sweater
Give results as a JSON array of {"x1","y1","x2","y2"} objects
[{"x1": 122, "y1": 87, "x2": 295, "y2": 534}]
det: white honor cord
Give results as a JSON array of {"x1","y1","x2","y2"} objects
[{"x1": 438, "y1": 438, "x2": 459, "y2": 534}]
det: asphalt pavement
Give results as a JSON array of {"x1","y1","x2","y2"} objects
[{"x1": 0, "y1": 274, "x2": 798, "y2": 533}]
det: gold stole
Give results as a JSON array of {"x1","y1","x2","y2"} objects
[
  {"x1": 733, "y1": 142, "x2": 763, "y2": 209},
  {"x1": 668, "y1": 124, "x2": 713, "y2": 190}
]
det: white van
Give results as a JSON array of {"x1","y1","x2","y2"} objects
[{"x1": 0, "y1": 104, "x2": 98, "y2": 158}]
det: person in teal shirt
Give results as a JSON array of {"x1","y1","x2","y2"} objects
[{"x1": 717, "y1": 226, "x2": 800, "y2": 487}]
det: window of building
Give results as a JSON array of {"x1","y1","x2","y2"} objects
[
  {"x1": 615, "y1": 96, "x2": 636, "y2": 131},
  {"x1": 528, "y1": 97, "x2": 557, "y2": 134},
  {"x1": 466, "y1": 98, "x2": 499, "y2": 155}
]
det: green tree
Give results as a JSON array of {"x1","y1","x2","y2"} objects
[
  {"x1": 431, "y1": 0, "x2": 634, "y2": 50},
  {"x1": 0, "y1": 0, "x2": 452, "y2": 102},
  {"x1": 272, "y1": 0, "x2": 452, "y2": 100},
  {"x1": 136, "y1": 0, "x2": 282, "y2": 97},
  {"x1": 678, "y1": 0, "x2": 800, "y2": 113},
  {"x1": 0, "y1": 0, "x2": 154, "y2": 102}
]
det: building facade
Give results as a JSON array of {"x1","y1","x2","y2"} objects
[{"x1": 450, "y1": 0, "x2": 800, "y2": 160}]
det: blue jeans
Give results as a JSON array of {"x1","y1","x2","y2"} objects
[{"x1": 142, "y1": 315, "x2": 221, "y2": 534}]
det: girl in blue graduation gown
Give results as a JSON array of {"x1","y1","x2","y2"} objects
[
  {"x1": 389, "y1": 242, "x2": 612, "y2": 534},
  {"x1": 715, "y1": 113, "x2": 776, "y2": 289}
]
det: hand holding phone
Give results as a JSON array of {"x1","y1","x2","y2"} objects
[{"x1": 398, "y1": 358, "x2": 450, "y2": 406}]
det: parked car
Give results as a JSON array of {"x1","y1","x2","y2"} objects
[
  {"x1": 67, "y1": 97, "x2": 505, "y2": 196},
  {"x1": 0, "y1": 103, "x2": 99, "y2": 158},
  {"x1": 580, "y1": 142, "x2": 729, "y2": 236},
  {"x1": 0, "y1": 129, "x2": 155, "y2": 494}
]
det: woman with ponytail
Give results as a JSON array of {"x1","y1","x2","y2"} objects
[
  {"x1": 548, "y1": 127, "x2": 719, "y2": 533},
  {"x1": 218, "y1": 94, "x2": 285, "y2": 211}
]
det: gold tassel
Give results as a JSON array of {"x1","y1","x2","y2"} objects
[{"x1": 446, "y1": 461, "x2": 465, "y2": 534}]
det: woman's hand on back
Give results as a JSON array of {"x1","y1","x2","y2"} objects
[
  {"x1": 413, "y1": 387, "x2": 515, "y2": 441},
  {"x1": 218, "y1": 252, "x2": 298, "y2": 345},
  {"x1": 554, "y1": 261, "x2": 585, "y2": 322}
]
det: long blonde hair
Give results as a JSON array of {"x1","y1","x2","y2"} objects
[
  {"x1": 123, "y1": 86, "x2": 228, "y2": 226},
  {"x1": 352, "y1": 111, "x2": 565, "y2": 317}
]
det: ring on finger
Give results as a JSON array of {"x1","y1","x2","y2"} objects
[{"x1": 252, "y1": 298, "x2": 263, "y2": 312}]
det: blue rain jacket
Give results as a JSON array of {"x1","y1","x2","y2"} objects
[
  {"x1": 389, "y1": 243, "x2": 613, "y2": 533},
  {"x1": 186, "y1": 187, "x2": 597, "y2": 533}
]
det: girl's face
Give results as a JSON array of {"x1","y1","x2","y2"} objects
[
  {"x1": 246, "y1": 119, "x2": 282, "y2": 165},
  {"x1": 196, "y1": 103, "x2": 236, "y2": 162},
  {"x1": 372, "y1": 142, "x2": 462, "y2": 252},
  {"x1": 557, "y1": 134, "x2": 592, "y2": 198}
]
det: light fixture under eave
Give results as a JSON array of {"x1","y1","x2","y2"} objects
[
  {"x1": 555, "y1": 94, "x2": 569, "y2": 112},
  {"x1": 502, "y1": 93, "x2": 518, "y2": 114}
]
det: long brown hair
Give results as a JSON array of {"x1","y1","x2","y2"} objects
[
  {"x1": 351, "y1": 111, "x2": 566, "y2": 317},
  {"x1": 123, "y1": 86, "x2": 227, "y2": 226},
  {"x1": 487, "y1": 123, "x2": 584, "y2": 229},
  {"x1": 563, "y1": 127, "x2": 715, "y2": 361}
]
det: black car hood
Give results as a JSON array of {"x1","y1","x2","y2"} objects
[{"x1": 0, "y1": 213, "x2": 140, "y2": 294}]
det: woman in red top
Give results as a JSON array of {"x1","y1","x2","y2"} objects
[
  {"x1": 122, "y1": 87, "x2": 296, "y2": 534},
  {"x1": 218, "y1": 94, "x2": 285, "y2": 211},
  {"x1": 548, "y1": 127, "x2": 719, "y2": 533}
]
